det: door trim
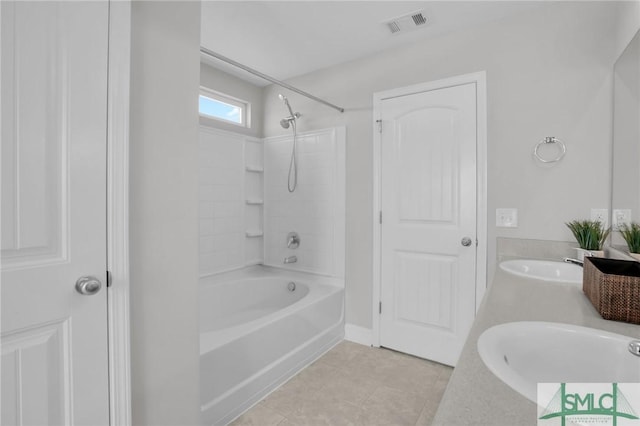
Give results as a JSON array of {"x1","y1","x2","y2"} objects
[
  {"x1": 371, "y1": 71, "x2": 487, "y2": 348},
  {"x1": 107, "y1": 1, "x2": 132, "y2": 424}
]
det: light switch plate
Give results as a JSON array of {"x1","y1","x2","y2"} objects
[
  {"x1": 590, "y1": 208, "x2": 608, "y2": 228},
  {"x1": 496, "y1": 208, "x2": 518, "y2": 228},
  {"x1": 612, "y1": 209, "x2": 632, "y2": 231}
]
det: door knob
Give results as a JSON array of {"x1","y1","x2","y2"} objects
[
  {"x1": 75, "y1": 276, "x2": 102, "y2": 295},
  {"x1": 461, "y1": 237, "x2": 473, "y2": 247}
]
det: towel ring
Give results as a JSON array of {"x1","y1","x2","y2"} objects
[{"x1": 534, "y1": 137, "x2": 566, "y2": 163}]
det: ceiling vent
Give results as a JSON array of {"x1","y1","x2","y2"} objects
[{"x1": 385, "y1": 11, "x2": 428, "y2": 35}]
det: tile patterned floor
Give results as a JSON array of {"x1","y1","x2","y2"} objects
[{"x1": 230, "y1": 341, "x2": 453, "y2": 426}]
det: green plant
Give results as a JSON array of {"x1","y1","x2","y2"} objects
[
  {"x1": 619, "y1": 222, "x2": 640, "y2": 253},
  {"x1": 565, "y1": 220, "x2": 611, "y2": 250}
]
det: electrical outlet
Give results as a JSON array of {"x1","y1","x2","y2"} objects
[
  {"x1": 612, "y1": 209, "x2": 632, "y2": 231},
  {"x1": 590, "y1": 208, "x2": 608, "y2": 228},
  {"x1": 496, "y1": 208, "x2": 518, "y2": 228}
]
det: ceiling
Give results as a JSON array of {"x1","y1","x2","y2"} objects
[{"x1": 201, "y1": 1, "x2": 545, "y2": 86}]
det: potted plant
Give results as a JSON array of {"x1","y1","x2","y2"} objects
[
  {"x1": 565, "y1": 220, "x2": 611, "y2": 260},
  {"x1": 619, "y1": 222, "x2": 640, "y2": 261}
]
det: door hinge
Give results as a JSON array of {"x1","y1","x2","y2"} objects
[
  {"x1": 106, "y1": 270, "x2": 112, "y2": 288},
  {"x1": 379, "y1": 301, "x2": 382, "y2": 314},
  {"x1": 379, "y1": 211, "x2": 382, "y2": 224},
  {"x1": 376, "y1": 119, "x2": 382, "y2": 133}
]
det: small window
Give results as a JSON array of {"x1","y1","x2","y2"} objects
[{"x1": 199, "y1": 88, "x2": 250, "y2": 127}]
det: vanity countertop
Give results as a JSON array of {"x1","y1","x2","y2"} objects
[{"x1": 432, "y1": 265, "x2": 640, "y2": 426}]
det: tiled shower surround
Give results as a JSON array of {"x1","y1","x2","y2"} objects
[
  {"x1": 199, "y1": 128, "x2": 254, "y2": 275},
  {"x1": 198, "y1": 126, "x2": 345, "y2": 277},
  {"x1": 264, "y1": 128, "x2": 345, "y2": 277}
]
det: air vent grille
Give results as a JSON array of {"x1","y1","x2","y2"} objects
[
  {"x1": 388, "y1": 21, "x2": 401, "y2": 34},
  {"x1": 385, "y1": 10, "x2": 428, "y2": 35},
  {"x1": 412, "y1": 13, "x2": 427, "y2": 26}
]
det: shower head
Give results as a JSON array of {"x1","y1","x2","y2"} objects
[
  {"x1": 279, "y1": 113, "x2": 302, "y2": 129},
  {"x1": 278, "y1": 93, "x2": 301, "y2": 129}
]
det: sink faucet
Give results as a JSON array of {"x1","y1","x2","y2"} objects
[
  {"x1": 563, "y1": 257, "x2": 584, "y2": 267},
  {"x1": 284, "y1": 255, "x2": 297, "y2": 264}
]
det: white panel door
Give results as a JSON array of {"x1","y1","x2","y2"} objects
[
  {"x1": 1, "y1": 2, "x2": 110, "y2": 424},
  {"x1": 379, "y1": 82, "x2": 477, "y2": 367}
]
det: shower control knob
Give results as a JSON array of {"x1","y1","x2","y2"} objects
[
  {"x1": 75, "y1": 276, "x2": 102, "y2": 295},
  {"x1": 461, "y1": 237, "x2": 473, "y2": 247},
  {"x1": 287, "y1": 232, "x2": 300, "y2": 249}
]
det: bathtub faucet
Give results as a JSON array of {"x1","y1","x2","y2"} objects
[{"x1": 283, "y1": 255, "x2": 297, "y2": 264}]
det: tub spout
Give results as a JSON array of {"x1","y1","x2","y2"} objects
[{"x1": 284, "y1": 255, "x2": 297, "y2": 264}]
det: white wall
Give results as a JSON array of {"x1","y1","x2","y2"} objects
[
  {"x1": 614, "y1": 0, "x2": 640, "y2": 59},
  {"x1": 262, "y1": 2, "x2": 632, "y2": 330},
  {"x1": 129, "y1": 2, "x2": 201, "y2": 424},
  {"x1": 200, "y1": 62, "x2": 264, "y2": 138}
]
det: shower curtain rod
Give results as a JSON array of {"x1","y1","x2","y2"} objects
[{"x1": 200, "y1": 47, "x2": 345, "y2": 113}]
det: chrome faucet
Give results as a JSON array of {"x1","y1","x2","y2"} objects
[
  {"x1": 287, "y1": 232, "x2": 300, "y2": 249},
  {"x1": 563, "y1": 257, "x2": 584, "y2": 267},
  {"x1": 283, "y1": 255, "x2": 297, "y2": 264}
]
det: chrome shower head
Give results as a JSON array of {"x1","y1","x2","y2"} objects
[{"x1": 278, "y1": 94, "x2": 301, "y2": 129}]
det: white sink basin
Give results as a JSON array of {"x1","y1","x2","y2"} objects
[
  {"x1": 499, "y1": 259, "x2": 583, "y2": 284},
  {"x1": 477, "y1": 321, "x2": 640, "y2": 403}
]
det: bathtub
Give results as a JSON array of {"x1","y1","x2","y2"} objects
[{"x1": 199, "y1": 266, "x2": 344, "y2": 425}]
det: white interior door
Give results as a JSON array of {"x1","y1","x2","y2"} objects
[
  {"x1": 1, "y1": 2, "x2": 110, "y2": 424},
  {"x1": 379, "y1": 82, "x2": 477, "y2": 367}
]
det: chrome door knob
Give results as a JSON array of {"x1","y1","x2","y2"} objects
[
  {"x1": 461, "y1": 237, "x2": 473, "y2": 247},
  {"x1": 75, "y1": 276, "x2": 102, "y2": 295}
]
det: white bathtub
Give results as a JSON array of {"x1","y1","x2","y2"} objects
[{"x1": 199, "y1": 266, "x2": 344, "y2": 425}]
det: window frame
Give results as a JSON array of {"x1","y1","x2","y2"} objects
[{"x1": 198, "y1": 86, "x2": 251, "y2": 128}]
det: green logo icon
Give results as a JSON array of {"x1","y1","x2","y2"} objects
[{"x1": 539, "y1": 383, "x2": 639, "y2": 426}]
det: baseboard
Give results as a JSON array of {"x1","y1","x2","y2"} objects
[{"x1": 344, "y1": 323, "x2": 373, "y2": 346}]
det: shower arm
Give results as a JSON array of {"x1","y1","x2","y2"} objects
[{"x1": 200, "y1": 47, "x2": 345, "y2": 114}]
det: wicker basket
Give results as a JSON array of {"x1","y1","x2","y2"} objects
[{"x1": 583, "y1": 257, "x2": 640, "y2": 324}]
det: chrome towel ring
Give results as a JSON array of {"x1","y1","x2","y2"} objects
[{"x1": 534, "y1": 136, "x2": 566, "y2": 163}]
